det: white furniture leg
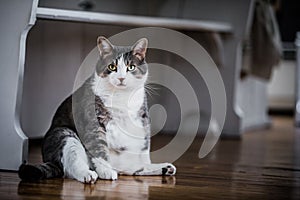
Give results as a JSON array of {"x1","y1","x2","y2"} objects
[{"x1": 0, "y1": 0, "x2": 38, "y2": 170}]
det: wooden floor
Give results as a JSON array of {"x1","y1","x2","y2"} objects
[{"x1": 1, "y1": 116, "x2": 300, "y2": 199}]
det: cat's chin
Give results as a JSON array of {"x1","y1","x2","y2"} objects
[{"x1": 113, "y1": 84, "x2": 128, "y2": 90}]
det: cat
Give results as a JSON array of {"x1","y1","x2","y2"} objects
[{"x1": 18, "y1": 36, "x2": 176, "y2": 184}]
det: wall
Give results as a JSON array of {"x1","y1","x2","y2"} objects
[{"x1": 267, "y1": 60, "x2": 296, "y2": 109}]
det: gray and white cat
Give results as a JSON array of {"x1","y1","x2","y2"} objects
[{"x1": 18, "y1": 36, "x2": 176, "y2": 184}]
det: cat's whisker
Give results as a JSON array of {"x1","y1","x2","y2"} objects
[
  {"x1": 145, "y1": 89, "x2": 154, "y2": 99},
  {"x1": 145, "y1": 83, "x2": 160, "y2": 91},
  {"x1": 144, "y1": 84, "x2": 159, "y2": 98}
]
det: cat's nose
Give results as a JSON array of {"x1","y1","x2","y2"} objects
[{"x1": 118, "y1": 78, "x2": 125, "y2": 83}]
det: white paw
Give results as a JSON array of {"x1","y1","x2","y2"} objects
[
  {"x1": 92, "y1": 157, "x2": 118, "y2": 180},
  {"x1": 162, "y1": 164, "x2": 176, "y2": 176},
  {"x1": 76, "y1": 170, "x2": 98, "y2": 184},
  {"x1": 96, "y1": 168, "x2": 118, "y2": 180}
]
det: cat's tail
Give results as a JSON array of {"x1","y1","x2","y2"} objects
[{"x1": 18, "y1": 162, "x2": 63, "y2": 181}]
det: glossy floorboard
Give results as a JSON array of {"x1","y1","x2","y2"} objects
[{"x1": 0, "y1": 117, "x2": 299, "y2": 199}]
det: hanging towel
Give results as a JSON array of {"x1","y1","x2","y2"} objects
[{"x1": 250, "y1": 0, "x2": 282, "y2": 80}]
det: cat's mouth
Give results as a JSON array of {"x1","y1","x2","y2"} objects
[{"x1": 116, "y1": 83, "x2": 126, "y2": 87}]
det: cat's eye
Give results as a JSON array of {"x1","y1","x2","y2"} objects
[
  {"x1": 108, "y1": 64, "x2": 117, "y2": 71},
  {"x1": 127, "y1": 64, "x2": 136, "y2": 71}
]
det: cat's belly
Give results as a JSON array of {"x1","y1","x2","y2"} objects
[
  {"x1": 105, "y1": 112, "x2": 148, "y2": 150},
  {"x1": 105, "y1": 117, "x2": 150, "y2": 173},
  {"x1": 109, "y1": 150, "x2": 150, "y2": 174}
]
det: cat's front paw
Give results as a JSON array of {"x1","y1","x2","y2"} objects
[
  {"x1": 162, "y1": 164, "x2": 176, "y2": 176},
  {"x1": 96, "y1": 168, "x2": 118, "y2": 180},
  {"x1": 76, "y1": 170, "x2": 98, "y2": 184},
  {"x1": 92, "y1": 158, "x2": 118, "y2": 180}
]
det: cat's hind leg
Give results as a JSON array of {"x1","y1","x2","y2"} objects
[
  {"x1": 61, "y1": 136, "x2": 98, "y2": 184},
  {"x1": 133, "y1": 163, "x2": 176, "y2": 176},
  {"x1": 18, "y1": 162, "x2": 63, "y2": 181}
]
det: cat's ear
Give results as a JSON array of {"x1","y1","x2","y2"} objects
[
  {"x1": 97, "y1": 36, "x2": 113, "y2": 57},
  {"x1": 132, "y1": 38, "x2": 148, "y2": 60}
]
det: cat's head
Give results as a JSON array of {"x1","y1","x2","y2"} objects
[{"x1": 95, "y1": 36, "x2": 148, "y2": 90}]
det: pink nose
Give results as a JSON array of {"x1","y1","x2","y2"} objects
[{"x1": 118, "y1": 78, "x2": 125, "y2": 83}]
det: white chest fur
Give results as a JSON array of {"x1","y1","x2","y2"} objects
[
  {"x1": 102, "y1": 86, "x2": 150, "y2": 173},
  {"x1": 106, "y1": 108, "x2": 150, "y2": 173},
  {"x1": 92, "y1": 74, "x2": 150, "y2": 172},
  {"x1": 104, "y1": 87, "x2": 147, "y2": 151}
]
